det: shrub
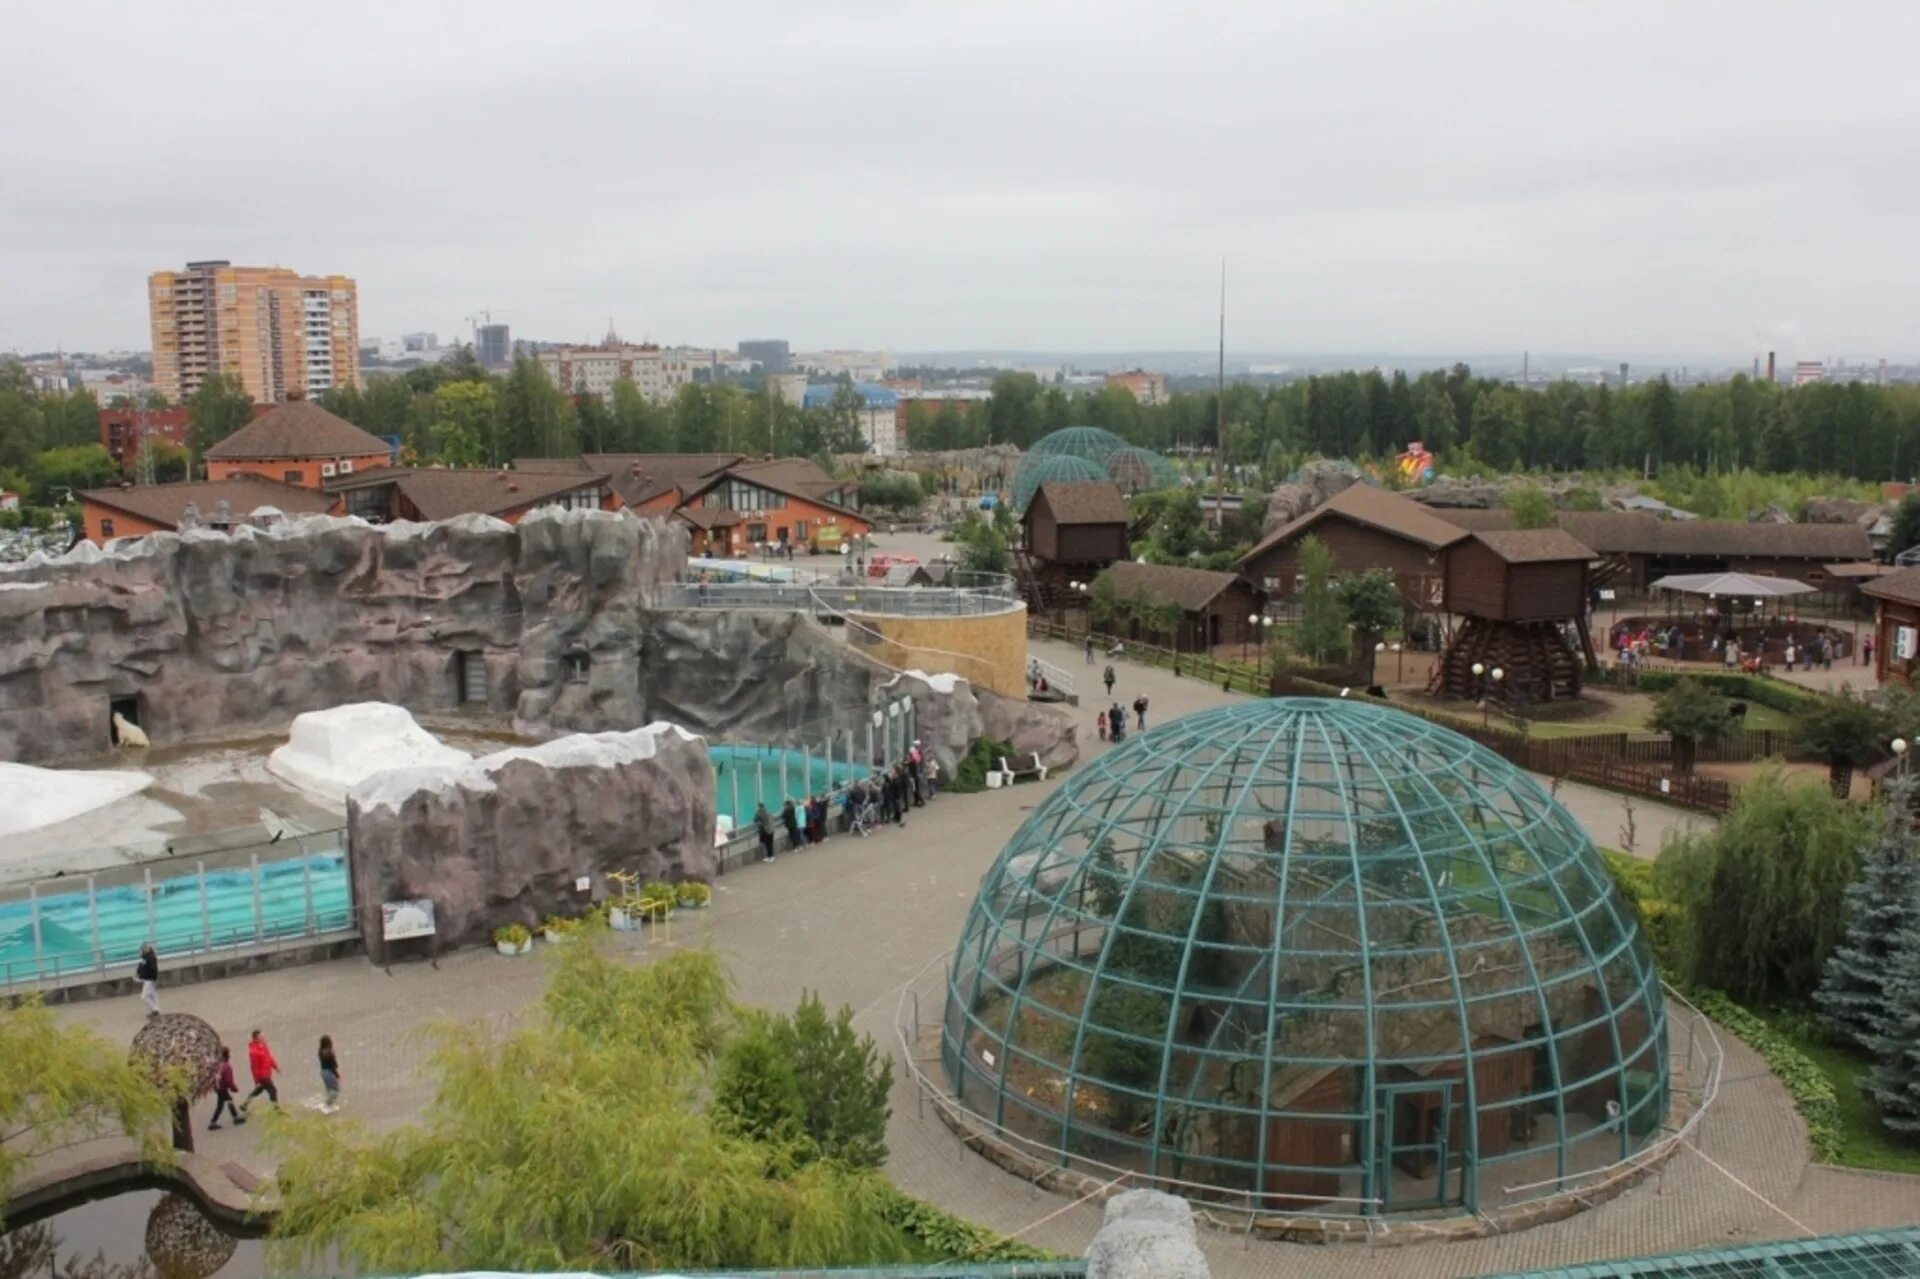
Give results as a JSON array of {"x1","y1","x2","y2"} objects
[
  {"x1": 1647, "y1": 678, "x2": 1732, "y2": 773},
  {"x1": 493, "y1": 924, "x2": 531, "y2": 948},
  {"x1": 875, "y1": 1187, "x2": 1055, "y2": 1262},
  {"x1": 1654, "y1": 767, "x2": 1872, "y2": 1004},
  {"x1": 948, "y1": 738, "x2": 1014, "y2": 794},
  {"x1": 1600, "y1": 849, "x2": 1683, "y2": 972},
  {"x1": 1630, "y1": 669, "x2": 1821, "y2": 716},
  {"x1": 712, "y1": 991, "x2": 892, "y2": 1169}
]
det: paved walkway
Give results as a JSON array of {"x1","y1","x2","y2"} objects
[{"x1": 42, "y1": 641, "x2": 1911, "y2": 1276}]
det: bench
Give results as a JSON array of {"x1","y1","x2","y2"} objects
[{"x1": 988, "y1": 753, "x2": 1049, "y2": 788}]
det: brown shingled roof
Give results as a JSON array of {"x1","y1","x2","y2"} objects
[
  {"x1": 1240, "y1": 484, "x2": 1469, "y2": 567},
  {"x1": 1100, "y1": 559, "x2": 1246, "y2": 612},
  {"x1": 1428, "y1": 508, "x2": 1517, "y2": 532},
  {"x1": 327, "y1": 467, "x2": 609, "y2": 520},
  {"x1": 202, "y1": 401, "x2": 391, "y2": 461},
  {"x1": 1470, "y1": 528, "x2": 1596, "y2": 564},
  {"x1": 1031, "y1": 481, "x2": 1129, "y2": 525},
  {"x1": 581, "y1": 453, "x2": 743, "y2": 506},
  {"x1": 1863, "y1": 565, "x2": 1920, "y2": 605},
  {"x1": 81, "y1": 476, "x2": 335, "y2": 530},
  {"x1": 1555, "y1": 510, "x2": 1871, "y2": 560}
]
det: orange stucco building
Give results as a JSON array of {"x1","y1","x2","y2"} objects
[{"x1": 201, "y1": 400, "x2": 392, "y2": 486}]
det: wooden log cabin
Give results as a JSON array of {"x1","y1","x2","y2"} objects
[
  {"x1": 1434, "y1": 529, "x2": 1597, "y2": 706},
  {"x1": 1237, "y1": 484, "x2": 1468, "y2": 613},
  {"x1": 1863, "y1": 566, "x2": 1920, "y2": 688},
  {"x1": 1019, "y1": 481, "x2": 1130, "y2": 607}
]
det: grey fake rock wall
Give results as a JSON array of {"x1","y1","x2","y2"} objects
[
  {"x1": 0, "y1": 509, "x2": 686, "y2": 765},
  {"x1": 634, "y1": 610, "x2": 880, "y2": 748},
  {"x1": 346, "y1": 724, "x2": 715, "y2": 959}
]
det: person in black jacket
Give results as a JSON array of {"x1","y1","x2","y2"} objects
[
  {"x1": 755, "y1": 802, "x2": 776, "y2": 863},
  {"x1": 135, "y1": 942, "x2": 159, "y2": 1017}
]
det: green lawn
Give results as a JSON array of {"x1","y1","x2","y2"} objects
[
  {"x1": 1484, "y1": 693, "x2": 1794, "y2": 739},
  {"x1": 1752, "y1": 1009, "x2": 1920, "y2": 1175}
]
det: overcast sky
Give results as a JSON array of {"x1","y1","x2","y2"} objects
[{"x1": 4, "y1": 1, "x2": 1917, "y2": 362}]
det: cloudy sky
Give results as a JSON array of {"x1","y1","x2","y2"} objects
[{"x1": 4, "y1": 1, "x2": 1916, "y2": 361}]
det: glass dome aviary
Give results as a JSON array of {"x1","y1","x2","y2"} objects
[
  {"x1": 941, "y1": 698, "x2": 1667, "y2": 1216},
  {"x1": 1010, "y1": 453, "x2": 1108, "y2": 514}
]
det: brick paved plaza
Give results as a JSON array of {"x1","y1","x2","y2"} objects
[{"x1": 47, "y1": 636, "x2": 1916, "y2": 1277}]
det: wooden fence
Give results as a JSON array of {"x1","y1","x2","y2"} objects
[
  {"x1": 1268, "y1": 673, "x2": 1735, "y2": 813},
  {"x1": 1030, "y1": 615, "x2": 1742, "y2": 814}
]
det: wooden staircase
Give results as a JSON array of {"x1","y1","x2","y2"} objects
[{"x1": 1430, "y1": 617, "x2": 1584, "y2": 706}]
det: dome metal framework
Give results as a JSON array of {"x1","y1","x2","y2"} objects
[
  {"x1": 1028, "y1": 426, "x2": 1130, "y2": 468},
  {"x1": 942, "y1": 699, "x2": 1668, "y2": 1217},
  {"x1": 1010, "y1": 453, "x2": 1108, "y2": 513},
  {"x1": 1104, "y1": 445, "x2": 1180, "y2": 495}
]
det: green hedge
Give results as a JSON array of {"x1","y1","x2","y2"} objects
[
  {"x1": 948, "y1": 738, "x2": 1015, "y2": 794},
  {"x1": 1598, "y1": 849, "x2": 1683, "y2": 972},
  {"x1": 1684, "y1": 989, "x2": 1843, "y2": 1162},
  {"x1": 877, "y1": 1185, "x2": 1056, "y2": 1261},
  {"x1": 1628, "y1": 670, "x2": 1823, "y2": 715}
]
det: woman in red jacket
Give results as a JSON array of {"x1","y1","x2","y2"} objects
[{"x1": 242, "y1": 1029, "x2": 279, "y2": 1111}]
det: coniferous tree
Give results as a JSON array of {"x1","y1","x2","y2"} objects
[
  {"x1": 1863, "y1": 907, "x2": 1920, "y2": 1136},
  {"x1": 1816, "y1": 778, "x2": 1920, "y2": 1050}
]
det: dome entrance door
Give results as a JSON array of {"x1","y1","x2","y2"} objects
[{"x1": 1374, "y1": 1080, "x2": 1465, "y2": 1211}]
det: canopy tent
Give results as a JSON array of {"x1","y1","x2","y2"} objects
[{"x1": 1648, "y1": 571, "x2": 1815, "y2": 599}]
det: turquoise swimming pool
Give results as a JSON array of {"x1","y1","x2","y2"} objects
[
  {"x1": 0, "y1": 852, "x2": 350, "y2": 986},
  {"x1": 0, "y1": 744, "x2": 885, "y2": 985},
  {"x1": 709, "y1": 743, "x2": 871, "y2": 829}
]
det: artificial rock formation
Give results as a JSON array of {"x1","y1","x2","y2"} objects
[
  {"x1": 347, "y1": 724, "x2": 715, "y2": 958},
  {"x1": 0, "y1": 509, "x2": 685, "y2": 764}
]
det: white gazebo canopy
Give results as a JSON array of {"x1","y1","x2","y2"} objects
[{"x1": 1648, "y1": 571, "x2": 1815, "y2": 599}]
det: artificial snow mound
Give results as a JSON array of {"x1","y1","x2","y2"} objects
[
  {"x1": 268, "y1": 703, "x2": 470, "y2": 805},
  {"x1": 0, "y1": 762, "x2": 154, "y2": 837}
]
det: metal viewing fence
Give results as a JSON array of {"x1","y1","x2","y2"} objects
[
  {"x1": 663, "y1": 570, "x2": 1021, "y2": 618},
  {"x1": 0, "y1": 826, "x2": 352, "y2": 991}
]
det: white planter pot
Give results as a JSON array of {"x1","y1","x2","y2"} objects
[
  {"x1": 543, "y1": 929, "x2": 572, "y2": 945},
  {"x1": 495, "y1": 938, "x2": 532, "y2": 956},
  {"x1": 609, "y1": 908, "x2": 637, "y2": 932}
]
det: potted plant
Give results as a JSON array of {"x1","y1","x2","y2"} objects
[
  {"x1": 542, "y1": 915, "x2": 582, "y2": 944},
  {"x1": 608, "y1": 899, "x2": 638, "y2": 931},
  {"x1": 675, "y1": 881, "x2": 712, "y2": 910},
  {"x1": 640, "y1": 882, "x2": 677, "y2": 921},
  {"x1": 493, "y1": 924, "x2": 533, "y2": 956}
]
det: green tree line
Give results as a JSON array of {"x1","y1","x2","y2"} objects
[{"x1": 903, "y1": 367, "x2": 1920, "y2": 486}]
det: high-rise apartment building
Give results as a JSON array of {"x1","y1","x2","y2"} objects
[
  {"x1": 475, "y1": 324, "x2": 512, "y2": 370},
  {"x1": 739, "y1": 339, "x2": 790, "y2": 374},
  {"x1": 148, "y1": 261, "x2": 360, "y2": 404}
]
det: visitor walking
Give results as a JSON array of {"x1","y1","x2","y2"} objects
[
  {"x1": 1097, "y1": 708, "x2": 1108, "y2": 741},
  {"x1": 755, "y1": 802, "x2": 776, "y2": 863},
  {"x1": 924, "y1": 755, "x2": 940, "y2": 799},
  {"x1": 892, "y1": 766, "x2": 910, "y2": 828},
  {"x1": 907, "y1": 742, "x2": 925, "y2": 807},
  {"x1": 1103, "y1": 664, "x2": 1116, "y2": 697},
  {"x1": 780, "y1": 797, "x2": 805, "y2": 850},
  {"x1": 1821, "y1": 635, "x2": 1833, "y2": 670},
  {"x1": 1133, "y1": 695, "x2": 1148, "y2": 732},
  {"x1": 208, "y1": 1046, "x2": 244, "y2": 1131},
  {"x1": 318, "y1": 1034, "x2": 342, "y2": 1114},
  {"x1": 1864, "y1": 634, "x2": 1875, "y2": 667},
  {"x1": 1084, "y1": 635, "x2": 1095, "y2": 665},
  {"x1": 135, "y1": 942, "x2": 159, "y2": 1017},
  {"x1": 1784, "y1": 640, "x2": 1796, "y2": 672},
  {"x1": 241, "y1": 1030, "x2": 279, "y2": 1112},
  {"x1": 1723, "y1": 642, "x2": 1738, "y2": 671},
  {"x1": 1109, "y1": 704, "x2": 1127, "y2": 744}
]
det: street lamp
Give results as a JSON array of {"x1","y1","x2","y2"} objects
[
  {"x1": 1894, "y1": 737, "x2": 1910, "y2": 776},
  {"x1": 1390, "y1": 640, "x2": 1404, "y2": 682},
  {"x1": 1484, "y1": 666, "x2": 1505, "y2": 729},
  {"x1": 1246, "y1": 612, "x2": 1260, "y2": 664}
]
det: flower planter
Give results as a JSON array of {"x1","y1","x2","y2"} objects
[
  {"x1": 543, "y1": 929, "x2": 573, "y2": 945},
  {"x1": 609, "y1": 907, "x2": 639, "y2": 932},
  {"x1": 495, "y1": 938, "x2": 533, "y2": 956}
]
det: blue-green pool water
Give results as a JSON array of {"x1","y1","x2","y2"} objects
[{"x1": 0, "y1": 745, "x2": 871, "y2": 983}]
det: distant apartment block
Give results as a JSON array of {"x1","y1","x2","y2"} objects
[
  {"x1": 148, "y1": 261, "x2": 360, "y2": 404},
  {"x1": 1794, "y1": 360, "x2": 1826, "y2": 387},
  {"x1": 803, "y1": 382, "x2": 901, "y2": 456},
  {"x1": 1107, "y1": 369, "x2": 1168, "y2": 405},
  {"x1": 794, "y1": 349, "x2": 895, "y2": 381},
  {"x1": 537, "y1": 342, "x2": 695, "y2": 404},
  {"x1": 476, "y1": 324, "x2": 512, "y2": 370},
  {"x1": 738, "y1": 339, "x2": 790, "y2": 374}
]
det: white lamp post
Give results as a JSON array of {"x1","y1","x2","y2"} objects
[{"x1": 1894, "y1": 737, "x2": 1910, "y2": 776}]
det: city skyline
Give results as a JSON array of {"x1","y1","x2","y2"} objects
[{"x1": 3, "y1": 2, "x2": 1918, "y2": 359}]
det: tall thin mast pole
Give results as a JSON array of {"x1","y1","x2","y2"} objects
[{"x1": 1216, "y1": 256, "x2": 1226, "y2": 485}]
